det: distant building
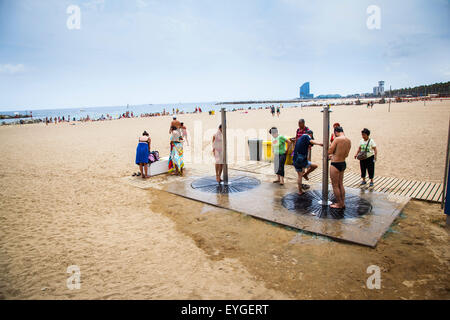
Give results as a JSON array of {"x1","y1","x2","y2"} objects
[
  {"x1": 316, "y1": 94, "x2": 342, "y2": 99},
  {"x1": 373, "y1": 81, "x2": 385, "y2": 96},
  {"x1": 299, "y1": 82, "x2": 314, "y2": 99}
]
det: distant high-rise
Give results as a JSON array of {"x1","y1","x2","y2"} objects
[{"x1": 300, "y1": 82, "x2": 314, "y2": 99}]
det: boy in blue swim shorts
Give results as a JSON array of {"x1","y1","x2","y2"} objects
[{"x1": 293, "y1": 130, "x2": 323, "y2": 195}]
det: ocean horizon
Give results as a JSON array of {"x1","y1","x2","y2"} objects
[{"x1": 0, "y1": 101, "x2": 310, "y2": 124}]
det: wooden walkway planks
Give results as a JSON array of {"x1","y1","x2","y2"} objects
[
  {"x1": 430, "y1": 183, "x2": 443, "y2": 202},
  {"x1": 229, "y1": 162, "x2": 444, "y2": 203}
]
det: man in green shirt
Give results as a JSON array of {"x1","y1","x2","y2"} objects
[{"x1": 270, "y1": 127, "x2": 291, "y2": 185}]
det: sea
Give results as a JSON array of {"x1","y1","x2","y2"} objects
[{"x1": 0, "y1": 101, "x2": 315, "y2": 124}]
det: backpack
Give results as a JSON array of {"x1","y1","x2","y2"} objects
[{"x1": 148, "y1": 151, "x2": 160, "y2": 164}]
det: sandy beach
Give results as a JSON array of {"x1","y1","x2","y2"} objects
[{"x1": 1, "y1": 100, "x2": 449, "y2": 299}]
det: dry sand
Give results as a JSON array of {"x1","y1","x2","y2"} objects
[{"x1": 0, "y1": 100, "x2": 449, "y2": 299}]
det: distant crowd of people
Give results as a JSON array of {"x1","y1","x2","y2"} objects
[
  {"x1": 44, "y1": 115, "x2": 77, "y2": 124},
  {"x1": 41, "y1": 106, "x2": 206, "y2": 125}
]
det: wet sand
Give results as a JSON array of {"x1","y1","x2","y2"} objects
[{"x1": 0, "y1": 100, "x2": 449, "y2": 299}]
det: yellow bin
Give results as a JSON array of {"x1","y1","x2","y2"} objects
[
  {"x1": 285, "y1": 136, "x2": 294, "y2": 165},
  {"x1": 262, "y1": 141, "x2": 273, "y2": 161},
  {"x1": 263, "y1": 137, "x2": 294, "y2": 164}
]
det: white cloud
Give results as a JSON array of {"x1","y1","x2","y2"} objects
[
  {"x1": 82, "y1": 0, "x2": 105, "y2": 12},
  {"x1": 0, "y1": 64, "x2": 26, "y2": 75},
  {"x1": 136, "y1": 0, "x2": 149, "y2": 9}
]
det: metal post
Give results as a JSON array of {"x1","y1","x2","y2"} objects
[
  {"x1": 441, "y1": 118, "x2": 450, "y2": 209},
  {"x1": 389, "y1": 85, "x2": 391, "y2": 112},
  {"x1": 221, "y1": 108, "x2": 228, "y2": 185},
  {"x1": 424, "y1": 87, "x2": 427, "y2": 106},
  {"x1": 320, "y1": 105, "x2": 331, "y2": 205}
]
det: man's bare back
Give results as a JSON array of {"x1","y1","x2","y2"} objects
[
  {"x1": 330, "y1": 135, "x2": 351, "y2": 162},
  {"x1": 171, "y1": 120, "x2": 181, "y2": 128}
]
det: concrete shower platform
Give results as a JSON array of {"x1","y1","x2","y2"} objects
[{"x1": 137, "y1": 167, "x2": 410, "y2": 247}]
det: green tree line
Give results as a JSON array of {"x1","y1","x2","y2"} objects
[{"x1": 389, "y1": 81, "x2": 450, "y2": 96}]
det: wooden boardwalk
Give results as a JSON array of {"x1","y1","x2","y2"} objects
[{"x1": 229, "y1": 162, "x2": 444, "y2": 203}]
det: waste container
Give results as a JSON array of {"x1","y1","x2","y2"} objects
[
  {"x1": 262, "y1": 141, "x2": 273, "y2": 161},
  {"x1": 285, "y1": 136, "x2": 294, "y2": 165},
  {"x1": 263, "y1": 138, "x2": 294, "y2": 164},
  {"x1": 248, "y1": 139, "x2": 263, "y2": 161}
]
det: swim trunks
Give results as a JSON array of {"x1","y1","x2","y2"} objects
[
  {"x1": 295, "y1": 161, "x2": 311, "y2": 172},
  {"x1": 331, "y1": 161, "x2": 346, "y2": 172}
]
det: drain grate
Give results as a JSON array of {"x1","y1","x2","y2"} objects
[
  {"x1": 191, "y1": 176, "x2": 261, "y2": 194},
  {"x1": 281, "y1": 189, "x2": 372, "y2": 219}
]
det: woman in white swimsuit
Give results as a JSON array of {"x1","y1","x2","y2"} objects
[{"x1": 212, "y1": 125, "x2": 223, "y2": 183}]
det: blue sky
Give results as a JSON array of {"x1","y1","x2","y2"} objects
[{"x1": 0, "y1": 0, "x2": 449, "y2": 110}]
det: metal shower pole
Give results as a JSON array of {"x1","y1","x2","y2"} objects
[
  {"x1": 320, "y1": 105, "x2": 331, "y2": 205},
  {"x1": 441, "y1": 118, "x2": 450, "y2": 209},
  {"x1": 221, "y1": 108, "x2": 228, "y2": 185}
]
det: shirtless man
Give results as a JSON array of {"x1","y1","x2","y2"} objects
[
  {"x1": 169, "y1": 116, "x2": 181, "y2": 133},
  {"x1": 328, "y1": 126, "x2": 351, "y2": 209}
]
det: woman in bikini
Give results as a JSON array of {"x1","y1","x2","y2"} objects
[
  {"x1": 212, "y1": 125, "x2": 223, "y2": 183},
  {"x1": 180, "y1": 122, "x2": 189, "y2": 146}
]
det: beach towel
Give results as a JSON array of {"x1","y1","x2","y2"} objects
[{"x1": 168, "y1": 141, "x2": 184, "y2": 173}]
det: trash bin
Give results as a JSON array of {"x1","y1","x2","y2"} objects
[
  {"x1": 262, "y1": 141, "x2": 273, "y2": 161},
  {"x1": 285, "y1": 137, "x2": 294, "y2": 165},
  {"x1": 248, "y1": 139, "x2": 263, "y2": 161},
  {"x1": 262, "y1": 138, "x2": 293, "y2": 164}
]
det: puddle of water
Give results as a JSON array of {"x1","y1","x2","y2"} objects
[{"x1": 289, "y1": 232, "x2": 332, "y2": 244}]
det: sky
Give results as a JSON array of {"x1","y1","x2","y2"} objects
[{"x1": 0, "y1": 0, "x2": 449, "y2": 110}]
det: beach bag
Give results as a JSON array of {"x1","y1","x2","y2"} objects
[
  {"x1": 357, "y1": 139, "x2": 371, "y2": 160},
  {"x1": 148, "y1": 151, "x2": 160, "y2": 164},
  {"x1": 293, "y1": 153, "x2": 308, "y2": 170}
]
